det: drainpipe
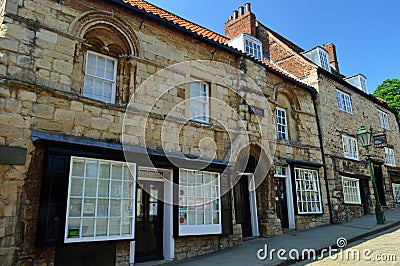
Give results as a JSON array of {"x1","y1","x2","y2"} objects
[{"x1": 312, "y1": 92, "x2": 334, "y2": 224}]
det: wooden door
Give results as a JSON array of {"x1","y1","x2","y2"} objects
[{"x1": 234, "y1": 176, "x2": 252, "y2": 238}]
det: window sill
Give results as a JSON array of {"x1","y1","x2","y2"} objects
[
  {"x1": 343, "y1": 156, "x2": 359, "y2": 162},
  {"x1": 338, "y1": 109, "x2": 354, "y2": 115},
  {"x1": 343, "y1": 202, "x2": 363, "y2": 206}
]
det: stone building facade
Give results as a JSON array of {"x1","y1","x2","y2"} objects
[
  {"x1": 224, "y1": 4, "x2": 400, "y2": 224},
  {"x1": 0, "y1": 0, "x2": 329, "y2": 265}
]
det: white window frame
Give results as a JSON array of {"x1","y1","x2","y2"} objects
[
  {"x1": 385, "y1": 147, "x2": 396, "y2": 166},
  {"x1": 319, "y1": 49, "x2": 331, "y2": 72},
  {"x1": 65, "y1": 157, "x2": 136, "y2": 243},
  {"x1": 294, "y1": 168, "x2": 323, "y2": 214},
  {"x1": 244, "y1": 37, "x2": 262, "y2": 60},
  {"x1": 378, "y1": 110, "x2": 390, "y2": 130},
  {"x1": 336, "y1": 89, "x2": 353, "y2": 114},
  {"x1": 342, "y1": 135, "x2": 359, "y2": 160},
  {"x1": 178, "y1": 169, "x2": 222, "y2": 236},
  {"x1": 360, "y1": 77, "x2": 368, "y2": 93},
  {"x1": 392, "y1": 183, "x2": 400, "y2": 203},
  {"x1": 342, "y1": 176, "x2": 361, "y2": 204},
  {"x1": 83, "y1": 51, "x2": 117, "y2": 104},
  {"x1": 276, "y1": 107, "x2": 288, "y2": 140},
  {"x1": 190, "y1": 81, "x2": 210, "y2": 123}
]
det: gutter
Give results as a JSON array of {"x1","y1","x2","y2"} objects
[
  {"x1": 312, "y1": 93, "x2": 334, "y2": 224},
  {"x1": 108, "y1": 0, "x2": 317, "y2": 94}
]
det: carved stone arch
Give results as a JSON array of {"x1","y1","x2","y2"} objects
[
  {"x1": 69, "y1": 11, "x2": 141, "y2": 104},
  {"x1": 69, "y1": 10, "x2": 140, "y2": 56},
  {"x1": 271, "y1": 82, "x2": 301, "y2": 111}
]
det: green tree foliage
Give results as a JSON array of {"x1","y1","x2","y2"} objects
[{"x1": 373, "y1": 79, "x2": 400, "y2": 118}]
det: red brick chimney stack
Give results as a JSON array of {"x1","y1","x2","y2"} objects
[
  {"x1": 323, "y1": 43, "x2": 340, "y2": 72},
  {"x1": 225, "y1": 3, "x2": 257, "y2": 39}
]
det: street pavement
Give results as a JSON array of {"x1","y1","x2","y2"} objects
[
  {"x1": 304, "y1": 225, "x2": 400, "y2": 265},
  {"x1": 165, "y1": 207, "x2": 400, "y2": 266}
]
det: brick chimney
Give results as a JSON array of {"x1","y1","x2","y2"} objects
[
  {"x1": 225, "y1": 3, "x2": 257, "y2": 39},
  {"x1": 323, "y1": 43, "x2": 340, "y2": 72}
]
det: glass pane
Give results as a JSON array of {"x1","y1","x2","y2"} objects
[
  {"x1": 179, "y1": 212, "x2": 187, "y2": 225},
  {"x1": 99, "y1": 163, "x2": 110, "y2": 179},
  {"x1": 69, "y1": 198, "x2": 82, "y2": 217},
  {"x1": 212, "y1": 199, "x2": 219, "y2": 210},
  {"x1": 81, "y1": 218, "x2": 95, "y2": 237},
  {"x1": 111, "y1": 181, "x2": 122, "y2": 198},
  {"x1": 70, "y1": 177, "x2": 83, "y2": 197},
  {"x1": 180, "y1": 170, "x2": 187, "y2": 184},
  {"x1": 110, "y1": 200, "x2": 121, "y2": 216},
  {"x1": 112, "y1": 164, "x2": 123, "y2": 180},
  {"x1": 96, "y1": 218, "x2": 107, "y2": 237},
  {"x1": 187, "y1": 212, "x2": 195, "y2": 225},
  {"x1": 205, "y1": 211, "x2": 212, "y2": 225},
  {"x1": 83, "y1": 199, "x2": 96, "y2": 217},
  {"x1": 109, "y1": 218, "x2": 121, "y2": 236},
  {"x1": 213, "y1": 212, "x2": 219, "y2": 224},
  {"x1": 123, "y1": 182, "x2": 133, "y2": 198},
  {"x1": 203, "y1": 173, "x2": 212, "y2": 183},
  {"x1": 98, "y1": 180, "x2": 109, "y2": 197},
  {"x1": 84, "y1": 179, "x2": 97, "y2": 197},
  {"x1": 67, "y1": 218, "x2": 81, "y2": 238},
  {"x1": 124, "y1": 165, "x2": 134, "y2": 181},
  {"x1": 187, "y1": 197, "x2": 195, "y2": 210},
  {"x1": 72, "y1": 160, "x2": 84, "y2": 176},
  {"x1": 187, "y1": 171, "x2": 195, "y2": 184},
  {"x1": 86, "y1": 160, "x2": 98, "y2": 178},
  {"x1": 196, "y1": 212, "x2": 204, "y2": 225},
  {"x1": 122, "y1": 218, "x2": 131, "y2": 235},
  {"x1": 122, "y1": 200, "x2": 133, "y2": 217},
  {"x1": 97, "y1": 199, "x2": 109, "y2": 217},
  {"x1": 195, "y1": 186, "x2": 203, "y2": 197}
]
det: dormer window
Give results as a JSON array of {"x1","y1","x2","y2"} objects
[
  {"x1": 225, "y1": 33, "x2": 263, "y2": 61},
  {"x1": 344, "y1": 74, "x2": 368, "y2": 93},
  {"x1": 319, "y1": 49, "x2": 330, "y2": 72},
  {"x1": 302, "y1": 47, "x2": 331, "y2": 72},
  {"x1": 244, "y1": 38, "x2": 262, "y2": 60}
]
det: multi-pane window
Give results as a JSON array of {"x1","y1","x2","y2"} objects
[
  {"x1": 336, "y1": 90, "x2": 353, "y2": 114},
  {"x1": 319, "y1": 50, "x2": 331, "y2": 72},
  {"x1": 178, "y1": 169, "x2": 221, "y2": 235},
  {"x1": 294, "y1": 168, "x2": 322, "y2": 214},
  {"x1": 378, "y1": 110, "x2": 390, "y2": 130},
  {"x1": 276, "y1": 107, "x2": 288, "y2": 140},
  {"x1": 392, "y1": 183, "x2": 400, "y2": 203},
  {"x1": 385, "y1": 147, "x2": 396, "y2": 166},
  {"x1": 190, "y1": 81, "x2": 209, "y2": 123},
  {"x1": 342, "y1": 177, "x2": 361, "y2": 204},
  {"x1": 275, "y1": 166, "x2": 287, "y2": 177},
  {"x1": 360, "y1": 77, "x2": 368, "y2": 93},
  {"x1": 342, "y1": 135, "x2": 359, "y2": 160},
  {"x1": 65, "y1": 157, "x2": 136, "y2": 242},
  {"x1": 83, "y1": 51, "x2": 117, "y2": 103},
  {"x1": 244, "y1": 38, "x2": 262, "y2": 60}
]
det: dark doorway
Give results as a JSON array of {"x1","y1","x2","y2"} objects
[
  {"x1": 360, "y1": 179, "x2": 370, "y2": 215},
  {"x1": 135, "y1": 180, "x2": 164, "y2": 263},
  {"x1": 374, "y1": 165, "x2": 386, "y2": 206},
  {"x1": 55, "y1": 242, "x2": 116, "y2": 266},
  {"x1": 274, "y1": 178, "x2": 289, "y2": 228},
  {"x1": 234, "y1": 175, "x2": 252, "y2": 238}
]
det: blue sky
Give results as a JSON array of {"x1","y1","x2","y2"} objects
[{"x1": 147, "y1": 0, "x2": 400, "y2": 93}]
